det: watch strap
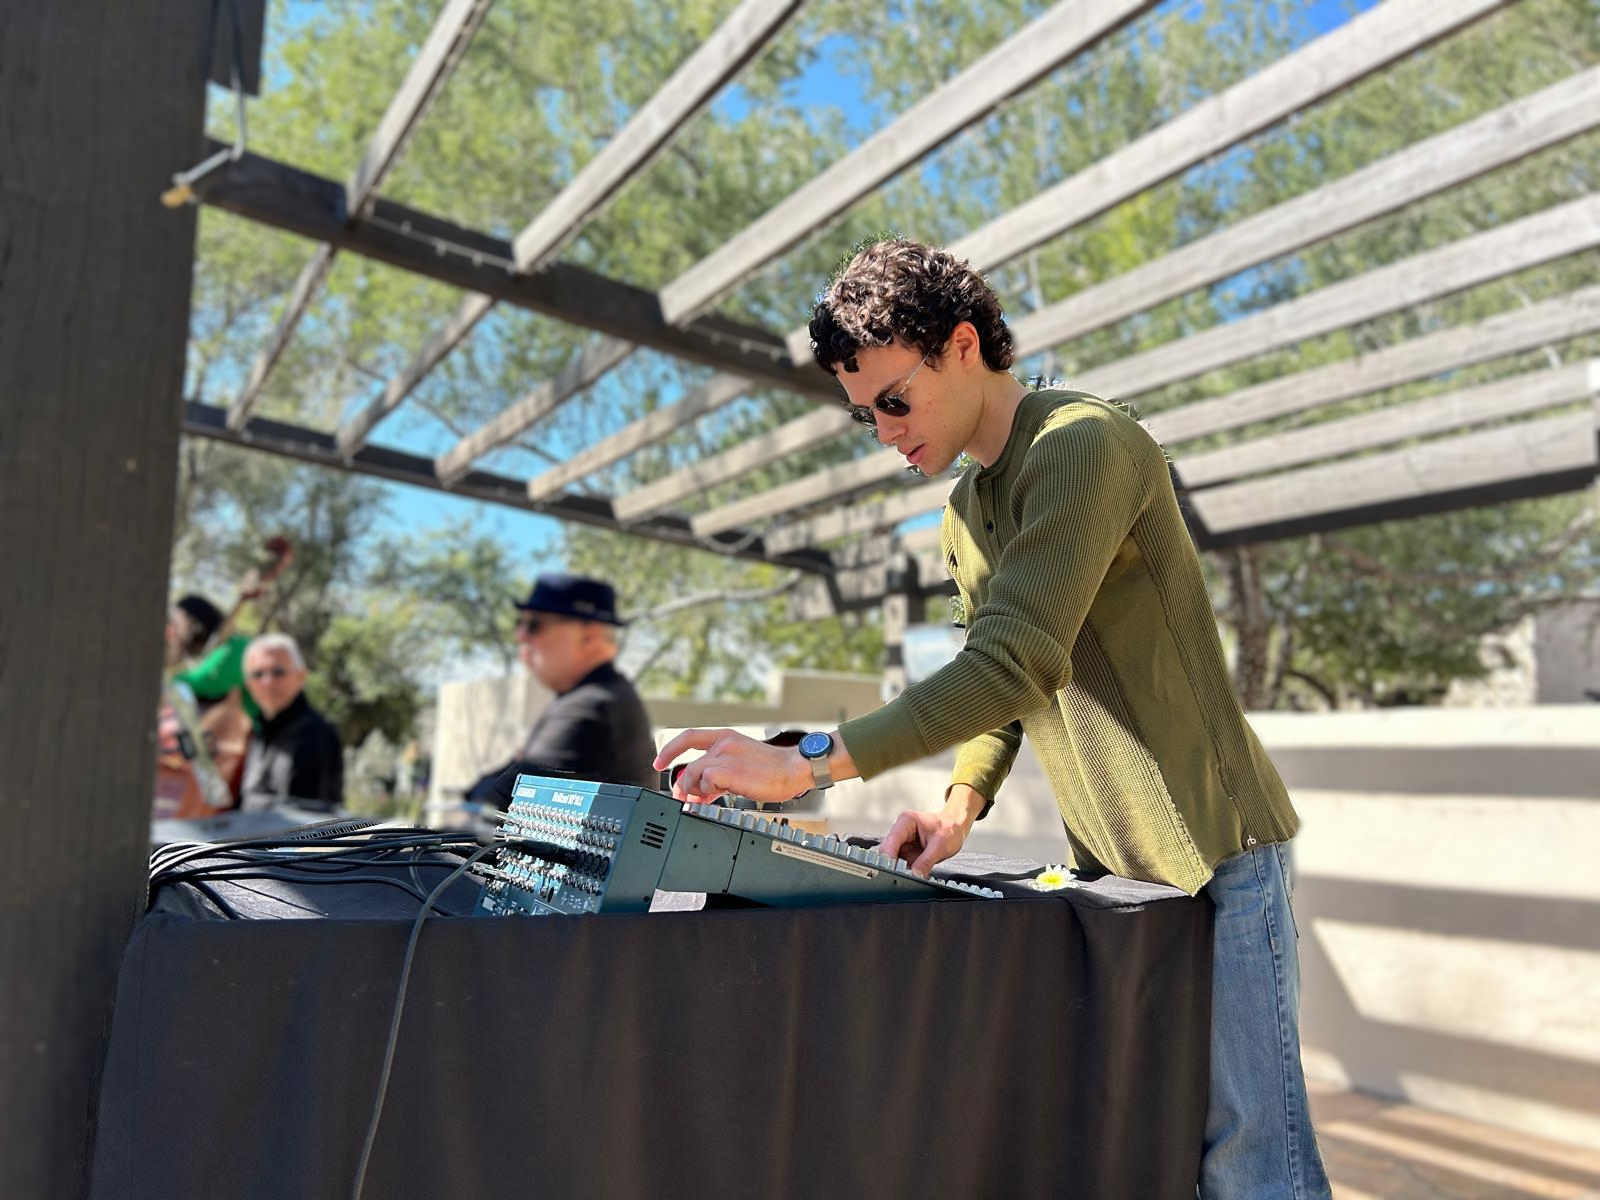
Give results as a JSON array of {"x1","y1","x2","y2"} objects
[{"x1": 805, "y1": 749, "x2": 834, "y2": 791}]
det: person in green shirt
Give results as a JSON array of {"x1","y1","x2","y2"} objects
[
  {"x1": 166, "y1": 593, "x2": 260, "y2": 724},
  {"x1": 655, "y1": 237, "x2": 1331, "y2": 1199}
]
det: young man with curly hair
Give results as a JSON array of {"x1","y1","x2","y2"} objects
[{"x1": 656, "y1": 236, "x2": 1331, "y2": 1199}]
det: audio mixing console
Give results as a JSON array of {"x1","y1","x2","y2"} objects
[{"x1": 473, "y1": 773, "x2": 1001, "y2": 916}]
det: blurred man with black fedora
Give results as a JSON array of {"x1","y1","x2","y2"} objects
[{"x1": 467, "y1": 573, "x2": 656, "y2": 805}]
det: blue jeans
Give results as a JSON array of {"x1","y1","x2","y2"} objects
[{"x1": 1200, "y1": 842, "x2": 1331, "y2": 1199}]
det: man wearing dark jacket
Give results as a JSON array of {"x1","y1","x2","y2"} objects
[
  {"x1": 239, "y1": 633, "x2": 343, "y2": 811},
  {"x1": 469, "y1": 574, "x2": 656, "y2": 804}
]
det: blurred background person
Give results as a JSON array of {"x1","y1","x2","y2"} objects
[
  {"x1": 239, "y1": 632, "x2": 343, "y2": 811},
  {"x1": 468, "y1": 573, "x2": 655, "y2": 805},
  {"x1": 165, "y1": 592, "x2": 259, "y2": 725},
  {"x1": 155, "y1": 541, "x2": 295, "y2": 816}
]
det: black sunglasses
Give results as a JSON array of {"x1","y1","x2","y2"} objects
[
  {"x1": 515, "y1": 613, "x2": 569, "y2": 634},
  {"x1": 845, "y1": 354, "x2": 930, "y2": 427}
]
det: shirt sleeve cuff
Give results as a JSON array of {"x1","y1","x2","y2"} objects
[{"x1": 837, "y1": 700, "x2": 931, "y2": 781}]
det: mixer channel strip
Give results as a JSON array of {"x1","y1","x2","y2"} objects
[{"x1": 473, "y1": 778, "x2": 683, "y2": 916}]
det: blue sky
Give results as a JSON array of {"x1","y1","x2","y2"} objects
[{"x1": 241, "y1": 0, "x2": 1379, "y2": 577}]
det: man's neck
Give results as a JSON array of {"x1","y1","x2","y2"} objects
[
  {"x1": 966, "y1": 372, "x2": 1031, "y2": 468},
  {"x1": 260, "y1": 691, "x2": 307, "y2": 724},
  {"x1": 555, "y1": 652, "x2": 617, "y2": 694}
]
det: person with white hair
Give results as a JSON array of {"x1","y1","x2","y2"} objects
[{"x1": 238, "y1": 632, "x2": 343, "y2": 811}]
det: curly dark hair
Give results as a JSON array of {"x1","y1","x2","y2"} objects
[{"x1": 807, "y1": 237, "x2": 1014, "y2": 376}]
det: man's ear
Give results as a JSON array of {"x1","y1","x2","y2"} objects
[{"x1": 948, "y1": 320, "x2": 981, "y2": 367}]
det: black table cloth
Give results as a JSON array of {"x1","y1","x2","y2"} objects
[{"x1": 91, "y1": 844, "x2": 1213, "y2": 1200}]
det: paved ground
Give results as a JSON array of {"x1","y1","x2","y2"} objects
[{"x1": 1309, "y1": 1080, "x2": 1600, "y2": 1199}]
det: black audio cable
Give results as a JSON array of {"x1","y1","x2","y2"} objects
[
  {"x1": 349, "y1": 834, "x2": 565, "y2": 1200},
  {"x1": 148, "y1": 828, "x2": 493, "y2": 918}
]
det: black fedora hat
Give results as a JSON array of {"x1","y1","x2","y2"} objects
[{"x1": 514, "y1": 573, "x2": 626, "y2": 626}]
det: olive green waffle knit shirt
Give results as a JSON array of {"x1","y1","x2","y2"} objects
[{"x1": 838, "y1": 390, "x2": 1299, "y2": 895}]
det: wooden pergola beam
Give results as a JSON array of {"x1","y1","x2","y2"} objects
[
  {"x1": 1075, "y1": 192, "x2": 1600, "y2": 402},
  {"x1": 1010, "y1": 65, "x2": 1600, "y2": 358},
  {"x1": 656, "y1": 0, "x2": 1158, "y2": 326},
  {"x1": 767, "y1": 296, "x2": 1600, "y2": 555},
  {"x1": 698, "y1": 72, "x2": 1600, "y2": 554},
  {"x1": 762, "y1": 477, "x2": 957, "y2": 554},
  {"x1": 1148, "y1": 283, "x2": 1600, "y2": 445},
  {"x1": 182, "y1": 401, "x2": 835, "y2": 573},
  {"x1": 227, "y1": 0, "x2": 494, "y2": 431},
  {"x1": 1178, "y1": 359, "x2": 1599, "y2": 488},
  {"x1": 433, "y1": 337, "x2": 635, "y2": 484},
  {"x1": 806, "y1": 414, "x2": 1600, "y2": 607},
  {"x1": 537, "y1": 3, "x2": 1586, "y2": 498},
  {"x1": 337, "y1": 0, "x2": 805, "y2": 455},
  {"x1": 814, "y1": 395, "x2": 1600, "y2": 611},
  {"x1": 612, "y1": 405, "x2": 856, "y2": 521},
  {"x1": 949, "y1": 0, "x2": 1513, "y2": 274},
  {"x1": 197, "y1": 148, "x2": 835, "y2": 396},
  {"x1": 337, "y1": 292, "x2": 506, "y2": 455},
  {"x1": 689, "y1": 452, "x2": 913, "y2": 537},
  {"x1": 629, "y1": 4, "x2": 1573, "y2": 539},
  {"x1": 524, "y1": 370, "x2": 752, "y2": 500},
  {"x1": 515, "y1": 0, "x2": 804, "y2": 271},
  {"x1": 1190, "y1": 408, "x2": 1599, "y2": 543},
  {"x1": 346, "y1": 0, "x2": 494, "y2": 209},
  {"x1": 689, "y1": 202, "x2": 1600, "y2": 542}
]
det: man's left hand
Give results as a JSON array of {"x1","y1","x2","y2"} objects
[{"x1": 653, "y1": 728, "x2": 807, "y2": 803}]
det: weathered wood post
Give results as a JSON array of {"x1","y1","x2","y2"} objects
[{"x1": 0, "y1": 3, "x2": 213, "y2": 1195}]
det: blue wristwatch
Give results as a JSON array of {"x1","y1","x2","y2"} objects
[{"x1": 797, "y1": 731, "x2": 835, "y2": 790}]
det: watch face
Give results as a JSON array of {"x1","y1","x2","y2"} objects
[{"x1": 798, "y1": 731, "x2": 832, "y2": 759}]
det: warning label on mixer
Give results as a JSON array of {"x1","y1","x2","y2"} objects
[{"x1": 771, "y1": 840, "x2": 877, "y2": 879}]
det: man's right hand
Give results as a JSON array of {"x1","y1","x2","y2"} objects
[{"x1": 878, "y1": 784, "x2": 988, "y2": 877}]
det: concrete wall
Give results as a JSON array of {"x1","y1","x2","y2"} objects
[
  {"x1": 1448, "y1": 598, "x2": 1600, "y2": 706},
  {"x1": 1249, "y1": 706, "x2": 1600, "y2": 1151},
  {"x1": 1534, "y1": 600, "x2": 1600, "y2": 703},
  {"x1": 429, "y1": 672, "x2": 553, "y2": 805}
]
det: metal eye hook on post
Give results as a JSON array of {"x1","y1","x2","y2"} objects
[{"x1": 162, "y1": 0, "x2": 249, "y2": 208}]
